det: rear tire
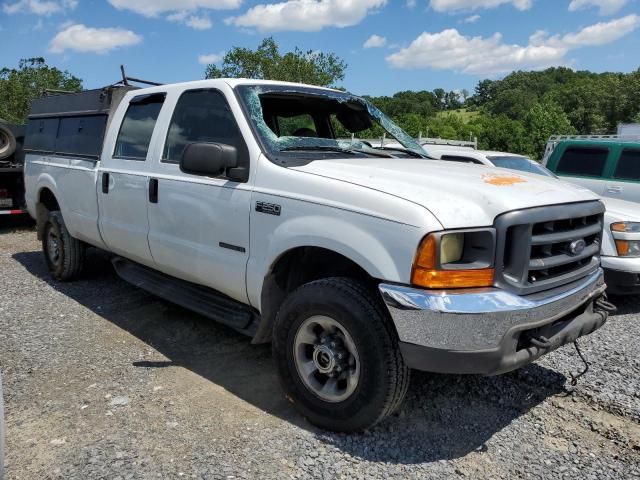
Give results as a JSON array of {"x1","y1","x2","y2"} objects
[
  {"x1": 272, "y1": 277, "x2": 410, "y2": 432},
  {"x1": 0, "y1": 122, "x2": 16, "y2": 160},
  {"x1": 42, "y1": 211, "x2": 85, "y2": 281}
]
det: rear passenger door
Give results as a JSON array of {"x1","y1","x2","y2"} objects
[
  {"x1": 98, "y1": 92, "x2": 166, "y2": 267},
  {"x1": 606, "y1": 148, "x2": 640, "y2": 203},
  {"x1": 552, "y1": 146, "x2": 609, "y2": 195},
  {"x1": 146, "y1": 88, "x2": 252, "y2": 304}
]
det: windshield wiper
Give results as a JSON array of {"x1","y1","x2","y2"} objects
[
  {"x1": 375, "y1": 146, "x2": 429, "y2": 158},
  {"x1": 280, "y1": 145, "x2": 393, "y2": 158}
]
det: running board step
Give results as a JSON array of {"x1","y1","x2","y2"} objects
[{"x1": 111, "y1": 257, "x2": 258, "y2": 335}]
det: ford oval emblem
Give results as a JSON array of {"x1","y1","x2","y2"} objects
[{"x1": 569, "y1": 239, "x2": 587, "y2": 256}]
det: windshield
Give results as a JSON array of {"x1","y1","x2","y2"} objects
[
  {"x1": 488, "y1": 156, "x2": 557, "y2": 178},
  {"x1": 236, "y1": 85, "x2": 426, "y2": 163}
]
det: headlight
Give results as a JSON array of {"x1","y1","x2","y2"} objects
[
  {"x1": 611, "y1": 222, "x2": 640, "y2": 257},
  {"x1": 412, "y1": 230, "x2": 495, "y2": 289},
  {"x1": 611, "y1": 222, "x2": 640, "y2": 233}
]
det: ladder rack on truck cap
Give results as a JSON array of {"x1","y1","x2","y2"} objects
[{"x1": 542, "y1": 133, "x2": 640, "y2": 164}]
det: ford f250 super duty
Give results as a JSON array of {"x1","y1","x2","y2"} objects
[{"x1": 24, "y1": 79, "x2": 612, "y2": 431}]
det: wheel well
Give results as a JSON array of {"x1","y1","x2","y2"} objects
[
  {"x1": 253, "y1": 247, "x2": 375, "y2": 344},
  {"x1": 35, "y1": 188, "x2": 60, "y2": 239}
]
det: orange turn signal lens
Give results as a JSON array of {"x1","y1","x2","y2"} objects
[
  {"x1": 411, "y1": 234, "x2": 495, "y2": 289},
  {"x1": 611, "y1": 223, "x2": 627, "y2": 232},
  {"x1": 615, "y1": 240, "x2": 630, "y2": 256}
]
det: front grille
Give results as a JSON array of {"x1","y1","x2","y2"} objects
[{"x1": 495, "y1": 202, "x2": 604, "y2": 295}]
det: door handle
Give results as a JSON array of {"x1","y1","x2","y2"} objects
[
  {"x1": 102, "y1": 172, "x2": 110, "y2": 194},
  {"x1": 149, "y1": 178, "x2": 159, "y2": 204},
  {"x1": 607, "y1": 185, "x2": 622, "y2": 194}
]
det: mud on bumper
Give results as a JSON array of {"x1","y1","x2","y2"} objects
[{"x1": 380, "y1": 269, "x2": 609, "y2": 376}]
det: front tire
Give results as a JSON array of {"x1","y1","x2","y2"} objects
[
  {"x1": 42, "y1": 211, "x2": 85, "y2": 281},
  {"x1": 272, "y1": 278, "x2": 409, "y2": 432}
]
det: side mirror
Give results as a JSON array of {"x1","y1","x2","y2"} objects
[{"x1": 180, "y1": 142, "x2": 238, "y2": 177}]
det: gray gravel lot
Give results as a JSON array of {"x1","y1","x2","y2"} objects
[{"x1": 1, "y1": 221, "x2": 639, "y2": 479}]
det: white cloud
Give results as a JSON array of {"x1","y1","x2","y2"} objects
[
  {"x1": 363, "y1": 34, "x2": 387, "y2": 48},
  {"x1": 386, "y1": 14, "x2": 640, "y2": 75},
  {"x1": 107, "y1": 0, "x2": 242, "y2": 17},
  {"x1": 226, "y1": 0, "x2": 387, "y2": 32},
  {"x1": 568, "y1": 0, "x2": 627, "y2": 15},
  {"x1": 49, "y1": 23, "x2": 142, "y2": 54},
  {"x1": 198, "y1": 52, "x2": 224, "y2": 64},
  {"x1": 185, "y1": 15, "x2": 212, "y2": 29},
  {"x1": 3, "y1": 0, "x2": 77, "y2": 15},
  {"x1": 429, "y1": 0, "x2": 532, "y2": 12},
  {"x1": 462, "y1": 14, "x2": 480, "y2": 23},
  {"x1": 406, "y1": 0, "x2": 417, "y2": 7},
  {"x1": 551, "y1": 14, "x2": 640, "y2": 46},
  {"x1": 167, "y1": 12, "x2": 213, "y2": 29}
]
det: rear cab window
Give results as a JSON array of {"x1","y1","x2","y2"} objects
[
  {"x1": 114, "y1": 93, "x2": 166, "y2": 160},
  {"x1": 555, "y1": 146, "x2": 609, "y2": 178},
  {"x1": 613, "y1": 148, "x2": 640, "y2": 182}
]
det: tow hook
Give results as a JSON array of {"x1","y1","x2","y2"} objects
[{"x1": 595, "y1": 295, "x2": 617, "y2": 314}]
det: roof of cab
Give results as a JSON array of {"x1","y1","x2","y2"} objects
[
  {"x1": 556, "y1": 138, "x2": 640, "y2": 148},
  {"x1": 126, "y1": 78, "x2": 347, "y2": 95}
]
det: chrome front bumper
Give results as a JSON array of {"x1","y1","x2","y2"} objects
[{"x1": 379, "y1": 269, "x2": 608, "y2": 375}]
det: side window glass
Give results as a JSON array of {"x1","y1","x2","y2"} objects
[
  {"x1": 614, "y1": 149, "x2": 640, "y2": 181},
  {"x1": 114, "y1": 94, "x2": 165, "y2": 160},
  {"x1": 163, "y1": 89, "x2": 246, "y2": 165},
  {"x1": 277, "y1": 114, "x2": 317, "y2": 137},
  {"x1": 555, "y1": 147, "x2": 608, "y2": 177}
]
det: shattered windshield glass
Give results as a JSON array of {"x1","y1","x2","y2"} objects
[{"x1": 235, "y1": 85, "x2": 426, "y2": 162}]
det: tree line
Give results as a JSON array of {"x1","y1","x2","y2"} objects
[{"x1": 2, "y1": 40, "x2": 640, "y2": 159}]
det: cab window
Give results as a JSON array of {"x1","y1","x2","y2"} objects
[
  {"x1": 163, "y1": 89, "x2": 248, "y2": 169},
  {"x1": 613, "y1": 149, "x2": 640, "y2": 181},
  {"x1": 114, "y1": 93, "x2": 166, "y2": 160},
  {"x1": 555, "y1": 147, "x2": 608, "y2": 177}
]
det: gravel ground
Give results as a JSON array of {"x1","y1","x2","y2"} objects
[{"x1": 1, "y1": 221, "x2": 639, "y2": 479}]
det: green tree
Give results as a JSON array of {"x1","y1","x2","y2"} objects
[
  {"x1": 205, "y1": 37, "x2": 347, "y2": 88},
  {"x1": 466, "y1": 114, "x2": 530, "y2": 155},
  {"x1": 0, "y1": 57, "x2": 82, "y2": 124},
  {"x1": 523, "y1": 100, "x2": 576, "y2": 159}
]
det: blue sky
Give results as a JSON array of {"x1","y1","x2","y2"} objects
[{"x1": 1, "y1": 0, "x2": 639, "y2": 97}]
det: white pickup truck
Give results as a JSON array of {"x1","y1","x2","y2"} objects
[
  {"x1": 426, "y1": 147, "x2": 640, "y2": 296},
  {"x1": 24, "y1": 79, "x2": 612, "y2": 431}
]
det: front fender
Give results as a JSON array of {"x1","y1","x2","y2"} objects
[{"x1": 246, "y1": 206, "x2": 431, "y2": 311}]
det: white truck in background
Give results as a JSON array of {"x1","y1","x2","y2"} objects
[
  {"x1": 24, "y1": 79, "x2": 612, "y2": 431},
  {"x1": 618, "y1": 124, "x2": 640, "y2": 136},
  {"x1": 427, "y1": 147, "x2": 640, "y2": 295}
]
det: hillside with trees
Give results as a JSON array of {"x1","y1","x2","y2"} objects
[
  {"x1": 365, "y1": 68, "x2": 640, "y2": 158},
  {"x1": 1, "y1": 41, "x2": 639, "y2": 159}
]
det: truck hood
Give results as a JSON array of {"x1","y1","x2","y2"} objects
[
  {"x1": 601, "y1": 197, "x2": 640, "y2": 222},
  {"x1": 292, "y1": 158, "x2": 600, "y2": 229}
]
